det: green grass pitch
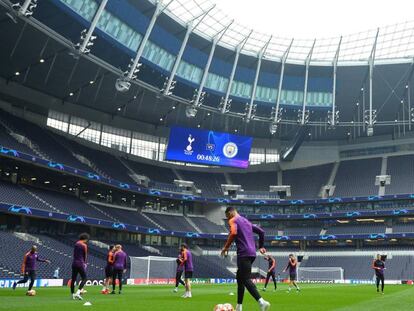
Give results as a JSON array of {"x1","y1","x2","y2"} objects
[{"x1": 0, "y1": 283, "x2": 412, "y2": 311}]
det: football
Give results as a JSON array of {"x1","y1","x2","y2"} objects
[
  {"x1": 26, "y1": 290, "x2": 36, "y2": 296},
  {"x1": 101, "y1": 289, "x2": 110, "y2": 295},
  {"x1": 214, "y1": 303, "x2": 234, "y2": 311}
]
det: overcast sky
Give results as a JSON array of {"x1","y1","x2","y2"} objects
[{"x1": 215, "y1": 0, "x2": 414, "y2": 39}]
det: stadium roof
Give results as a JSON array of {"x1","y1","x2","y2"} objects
[{"x1": 157, "y1": 0, "x2": 414, "y2": 65}]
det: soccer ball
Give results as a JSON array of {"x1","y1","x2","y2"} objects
[
  {"x1": 26, "y1": 290, "x2": 36, "y2": 296},
  {"x1": 80, "y1": 289, "x2": 87, "y2": 295},
  {"x1": 101, "y1": 289, "x2": 109, "y2": 295},
  {"x1": 214, "y1": 303, "x2": 234, "y2": 311}
]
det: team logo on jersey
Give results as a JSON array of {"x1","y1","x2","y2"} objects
[{"x1": 222, "y1": 142, "x2": 238, "y2": 158}]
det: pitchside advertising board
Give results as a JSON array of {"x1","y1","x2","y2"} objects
[
  {"x1": 165, "y1": 126, "x2": 253, "y2": 168},
  {"x1": 0, "y1": 279, "x2": 63, "y2": 288}
]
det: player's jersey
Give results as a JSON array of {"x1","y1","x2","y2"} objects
[
  {"x1": 176, "y1": 254, "x2": 184, "y2": 272},
  {"x1": 225, "y1": 215, "x2": 265, "y2": 258},
  {"x1": 267, "y1": 257, "x2": 276, "y2": 272},
  {"x1": 287, "y1": 259, "x2": 297, "y2": 273},
  {"x1": 113, "y1": 250, "x2": 127, "y2": 270},
  {"x1": 373, "y1": 259, "x2": 385, "y2": 275},
  {"x1": 106, "y1": 250, "x2": 114, "y2": 267},
  {"x1": 72, "y1": 240, "x2": 88, "y2": 268},
  {"x1": 182, "y1": 249, "x2": 193, "y2": 272},
  {"x1": 21, "y1": 251, "x2": 45, "y2": 273}
]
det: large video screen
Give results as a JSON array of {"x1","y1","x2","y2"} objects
[{"x1": 165, "y1": 126, "x2": 253, "y2": 168}]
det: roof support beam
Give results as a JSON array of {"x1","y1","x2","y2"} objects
[
  {"x1": 367, "y1": 29, "x2": 380, "y2": 135},
  {"x1": 300, "y1": 39, "x2": 316, "y2": 125},
  {"x1": 246, "y1": 35, "x2": 272, "y2": 122},
  {"x1": 330, "y1": 36, "x2": 342, "y2": 127},
  {"x1": 272, "y1": 39, "x2": 293, "y2": 124},
  {"x1": 409, "y1": 82, "x2": 412, "y2": 131},
  {"x1": 10, "y1": 22, "x2": 27, "y2": 59},
  {"x1": 44, "y1": 53, "x2": 57, "y2": 85},
  {"x1": 192, "y1": 20, "x2": 233, "y2": 107},
  {"x1": 162, "y1": 6, "x2": 215, "y2": 96},
  {"x1": 406, "y1": 58, "x2": 414, "y2": 130},
  {"x1": 126, "y1": 0, "x2": 173, "y2": 80},
  {"x1": 220, "y1": 30, "x2": 252, "y2": 113},
  {"x1": 79, "y1": 0, "x2": 108, "y2": 54}
]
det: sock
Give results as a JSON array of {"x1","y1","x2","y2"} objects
[
  {"x1": 258, "y1": 298, "x2": 266, "y2": 305},
  {"x1": 76, "y1": 289, "x2": 81, "y2": 295},
  {"x1": 236, "y1": 304, "x2": 242, "y2": 311}
]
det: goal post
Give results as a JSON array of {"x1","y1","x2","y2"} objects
[
  {"x1": 129, "y1": 256, "x2": 177, "y2": 284},
  {"x1": 297, "y1": 267, "x2": 344, "y2": 282}
]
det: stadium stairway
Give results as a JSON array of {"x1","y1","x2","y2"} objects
[
  {"x1": 143, "y1": 211, "x2": 198, "y2": 232},
  {"x1": 183, "y1": 216, "x2": 202, "y2": 233},
  {"x1": 0, "y1": 117, "x2": 49, "y2": 160},
  {"x1": 224, "y1": 172, "x2": 232, "y2": 185},
  {"x1": 172, "y1": 168, "x2": 182, "y2": 181},
  {"x1": 118, "y1": 157, "x2": 146, "y2": 185},
  {"x1": 87, "y1": 202, "x2": 119, "y2": 222},
  {"x1": 46, "y1": 132, "x2": 101, "y2": 175},
  {"x1": 187, "y1": 215, "x2": 226, "y2": 234},
  {"x1": 140, "y1": 212, "x2": 165, "y2": 230},
  {"x1": 22, "y1": 187, "x2": 63, "y2": 213}
]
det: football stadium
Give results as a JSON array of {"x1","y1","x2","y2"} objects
[{"x1": 1, "y1": 0, "x2": 414, "y2": 310}]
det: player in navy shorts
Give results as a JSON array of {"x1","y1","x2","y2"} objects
[{"x1": 263, "y1": 255, "x2": 277, "y2": 291}]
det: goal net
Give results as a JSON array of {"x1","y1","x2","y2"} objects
[
  {"x1": 129, "y1": 256, "x2": 177, "y2": 284},
  {"x1": 297, "y1": 267, "x2": 344, "y2": 282}
]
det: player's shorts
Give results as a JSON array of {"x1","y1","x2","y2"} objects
[
  {"x1": 267, "y1": 270, "x2": 276, "y2": 276},
  {"x1": 71, "y1": 265, "x2": 87, "y2": 280},
  {"x1": 289, "y1": 272, "x2": 297, "y2": 281},
  {"x1": 105, "y1": 265, "x2": 113, "y2": 278},
  {"x1": 24, "y1": 270, "x2": 36, "y2": 280},
  {"x1": 184, "y1": 271, "x2": 193, "y2": 279}
]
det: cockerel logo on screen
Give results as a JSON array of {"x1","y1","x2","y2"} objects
[
  {"x1": 223, "y1": 142, "x2": 238, "y2": 159},
  {"x1": 184, "y1": 134, "x2": 195, "y2": 155}
]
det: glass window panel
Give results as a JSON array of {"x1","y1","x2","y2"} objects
[
  {"x1": 205, "y1": 72, "x2": 229, "y2": 93},
  {"x1": 176, "y1": 61, "x2": 203, "y2": 84},
  {"x1": 131, "y1": 132, "x2": 161, "y2": 160},
  {"x1": 101, "y1": 125, "x2": 130, "y2": 153},
  {"x1": 47, "y1": 110, "x2": 69, "y2": 132},
  {"x1": 69, "y1": 117, "x2": 101, "y2": 144},
  {"x1": 249, "y1": 148, "x2": 265, "y2": 165},
  {"x1": 61, "y1": 0, "x2": 97, "y2": 21},
  {"x1": 231, "y1": 81, "x2": 251, "y2": 98}
]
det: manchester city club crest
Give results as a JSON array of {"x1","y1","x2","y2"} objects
[{"x1": 223, "y1": 142, "x2": 238, "y2": 158}]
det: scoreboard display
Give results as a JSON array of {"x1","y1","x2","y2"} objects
[{"x1": 165, "y1": 126, "x2": 253, "y2": 168}]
